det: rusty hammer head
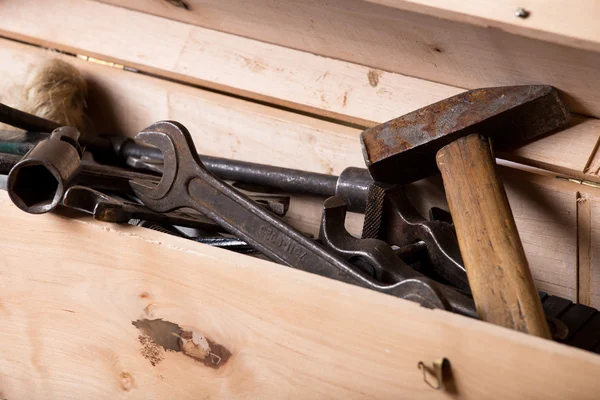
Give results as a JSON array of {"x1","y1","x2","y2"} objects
[{"x1": 360, "y1": 85, "x2": 570, "y2": 183}]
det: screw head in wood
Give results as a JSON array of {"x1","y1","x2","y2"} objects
[{"x1": 515, "y1": 8, "x2": 530, "y2": 18}]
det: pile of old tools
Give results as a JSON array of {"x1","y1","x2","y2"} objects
[{"x1": 2, "y1": 85, "x2": 600, "y2": 352}]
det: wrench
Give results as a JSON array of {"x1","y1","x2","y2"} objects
[{"x1": 129, "y1": 120, "x2": 478, "y2": 308}]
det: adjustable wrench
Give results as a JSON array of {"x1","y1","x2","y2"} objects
[{"x1": 129, "y1": 120, "x2": 477, "y2": 309}]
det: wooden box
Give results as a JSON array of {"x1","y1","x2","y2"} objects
[{"x1": 0, "y1": 1, "x2": 599, "y2": 398}]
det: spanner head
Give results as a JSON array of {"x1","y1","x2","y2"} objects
[{"x1": 129, "y1": 120, "x2": 202, "y2": 212}]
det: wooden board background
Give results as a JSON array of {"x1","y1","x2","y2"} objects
[
  {"x1": 93, "y1": 0, "x2": 600, "y2": 120},
  {"x1": 365, "y1": 0, "x2": 600, "y2": 53},
  {"x1": 0, "y1": 2, "x2": 600, "y2": 397},
  {"x1": 1, "y1": 192, "x2": 600, "y2": 399},
  {"x1": 2, "y1": 0, "x2": 600, "y2": 185}
]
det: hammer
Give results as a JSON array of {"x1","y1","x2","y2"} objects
[{"x1": 360, "y1": 85, "x2": 570, "y2": 338}]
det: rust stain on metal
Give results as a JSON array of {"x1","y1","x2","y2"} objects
[
  {"x1": 132, "y1": 318, "x2": 231, "y2": 369},
  {"x1": 360, "y1": 85, "x2": 571, "y2": 183},
  {"x1": 367, "y1": 69, "x2": 382, "y2": 87}
]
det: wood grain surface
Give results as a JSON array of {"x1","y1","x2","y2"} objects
[
  {"x1": 91, "y1": 0, "x2": 600, "y2": 120},
  {"x1": 587, "y1": 198, "x2": 600, "y2": 308},
  {"x1": 0, "y1": 1, "x2": 600, "y2": 183},
  {"x1": 437, "y1": 134, "x2": 551, "y2": 337},
  {"x1": 0, "y1": 192, "x2": 599, "y2": 399},
  {"x1": 365, "y1": 0, "x2": 600, "y2": 52}
]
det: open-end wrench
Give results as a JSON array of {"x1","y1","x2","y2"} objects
[{"x1": 128, "y1": 120, "x2": 479, "y2": 311}]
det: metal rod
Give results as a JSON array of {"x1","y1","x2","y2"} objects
[
  {"x1": 0, "y1": 103, "x2": 61, "y2": 133},
  {"x1": 200, "y1": 155, "x2": 338, "y2": 197}
]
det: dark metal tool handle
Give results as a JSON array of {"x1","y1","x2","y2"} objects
[{"x1": 186, "y1": 172, "x2": 373, "y2": 285}]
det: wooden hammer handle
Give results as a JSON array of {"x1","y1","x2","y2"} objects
[{"x1": 436, "y1": 133, "x2": 551, "y2": 338}]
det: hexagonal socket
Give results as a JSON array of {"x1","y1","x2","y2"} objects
[{"x1": 7, "y1": 126, "x2": 83, "y2": 214}]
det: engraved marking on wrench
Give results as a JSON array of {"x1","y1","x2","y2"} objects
[{"x1": 259, "y1": 225, "x2": 307, "y2": 261}]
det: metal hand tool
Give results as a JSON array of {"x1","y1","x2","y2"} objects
[
  {"x1": 0, "y1": 102, "x2": 373, "y2": 212},
  {"x1": 7, "y1": 126, "x2": 83, "y2": 214},
  {"x1": 189, "y1": 236, "x2": 256, "y2": 253},
  {"x1": 1, "y1": 152, "x2": 155, "y2": 210},
  {"x1": 0, "y1": 130, "x2": 51, "y2": 155},
  {"x1": 361, "y1": 183, "x2": 469, "y2": 293},
  {"x1": 319, "y1": 196, "x2": 411, "y2": 284},
  {"x1": 361, "y1": 85, "x2": 571, "y2": 338},
  {"x1": 63, "y1": 185, "x2": 226, "y2": 231},
  {"x1": 128, "y1": 120, "x2": 478, "y2": 310},
  {"x1": 63, "y1": 186, "x2": 286, "y2": 250},
  {"x1": 126, "y1": 154, "x2": 370, "y2": 213},
  {"x1": 2, "y1": 150, "x2": 289, "y2": 216},
  {"x1": 132, "y1": 220, "x2": 257, "y2": 254},
  {"x1": 428, "y1": 207, "x2": 453, "y2": 225},
  {"x1": 319, "y1": 197, "x2": 599, "y2": 341},
  {"x1": 318, "y1": 196, "x2": 476, "y2": 317},
  {"x1": 0, "y1": 102, "x2": 63, "y2": 133}
]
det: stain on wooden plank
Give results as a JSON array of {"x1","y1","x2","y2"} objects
[
  {"x1": 367, "y1": 69, "x2": 382, "y2": 87},
  {"x1": 132, "y1": 318, "x2": 231, "y2": 368}
]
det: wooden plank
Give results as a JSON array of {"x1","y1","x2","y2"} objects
[
  {"x1": 499, "y1": 116, "x2": 600, "y2": 182},
  {"x1": 1, "y1": 1, "x2": 600, "y2": 182},
  {"x1": 0, "y1": 0, "x2": 464, "y2": 127},
  {"x1": 90, "y1": 0, "x2": 600, "y2": 120},
  {"x1": 586, "y1": 197, "x2": 600, "y2": 309},
  {"x1": 364, "y1": 0, "x2": 600, "y2": 53},
  {"x1": 0, "y1": 38, "x2": 360, "y2": 176},
  {"x1": 0, "y1": 192, "x2": 600, "y2": 399},
  {"x1": 0, "y1": 37, "x2": 582, "y2": 298},
  {"x1": 499, "y1": 170, "x2": 577, "y2": 300}
]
